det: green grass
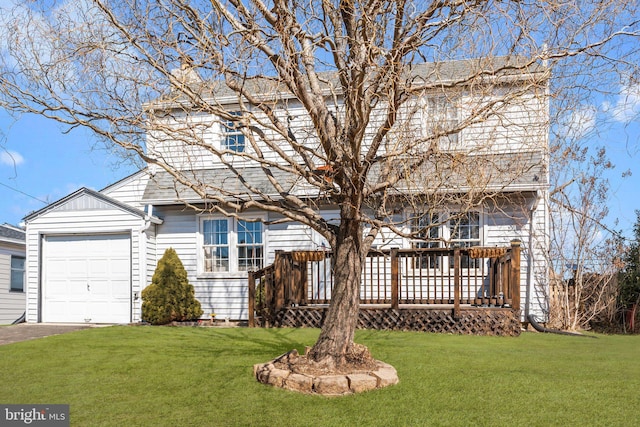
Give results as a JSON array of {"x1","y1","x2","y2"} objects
[{"x1": 1, "y1": 326, "x2": 639, "y2": 426}]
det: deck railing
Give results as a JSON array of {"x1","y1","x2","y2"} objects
[{"x1": 248, "y1": 241, "x2": 521, "y2": 327}]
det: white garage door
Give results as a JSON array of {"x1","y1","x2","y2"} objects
[{"x1": 42, "y1": 234, "x2": 131, "y2": 323}]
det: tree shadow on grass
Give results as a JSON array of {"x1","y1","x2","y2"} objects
[{"x1": 153, "y1": 326, "x2": 322, "y2": 359}]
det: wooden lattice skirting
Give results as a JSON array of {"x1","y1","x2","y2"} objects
[{"x1": 270, "y1": 307, "x2": 521, "y2": 336}]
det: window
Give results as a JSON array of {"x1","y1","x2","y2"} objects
[
  {"x1": 203, "y1": 219, "x2": 229, "y2": 272},
  {"x1": 409, "y1": 211, "x2": 481, "y2": 270},
  {"x1": 201, "y1": 218, "x2": 263, "y2": 273},
  {"x1": 450, "y1": 212, "x2": 481, "y2": 247},
  {"x1": 222, "y1": 111, "x2": 245, "y2": 152},
  {"x1": 237, "y1": 220, "x2": 263, "y2": 271},
  {"x1": 427, "y1": 96, "x2": 458, "y2": 145},
  {"x1": 449, "y1": 212, "x2": 481, "y2": 268},
  {"x1": 10, "y1": 255, "x2": 25, "y2": 292},
  {"x1": 411, "y1": 212, "x2": 441, "y2": 269}
]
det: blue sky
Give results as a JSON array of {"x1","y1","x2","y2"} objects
[
  {"x1": 1, "y1": 104, "x2": 638, "y2": 238},
  {"x1": 0, "y1": 111, "x2": 137, "y2": 225}
]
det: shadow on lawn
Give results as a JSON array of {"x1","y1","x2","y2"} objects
[
  {"x1": 137, "y1": 325, "x2": 319, "y2": 359},
  {"x1": 221, "y1": 327, "x2": 320, "y2": 356}
]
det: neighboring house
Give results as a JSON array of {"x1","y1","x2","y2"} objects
[
  {"x1": 0, "y1": 224, "x2": 26, "y2": 324},
  {"x1": 24, "y1": 58, "x2": 550, "y2": 324}
]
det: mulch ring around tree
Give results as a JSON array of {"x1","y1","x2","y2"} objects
[{"x1": 254, "y1": 348, "x2": 399, "y2": 396}]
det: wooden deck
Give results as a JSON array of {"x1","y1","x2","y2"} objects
[{"x1": 248, "y1": 241, "x2": 522, "y2": 336}]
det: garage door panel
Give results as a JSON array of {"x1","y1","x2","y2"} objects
[
  {"x1": 112, "y1": 280, "x2": 131, "y2": 299},
  {"x1": 89, "y1": 280, "x2": 109, "y2": 296},
  {"x1": 43, "y1": 234, "x2": 131, "y2": 324},
  {"x1": 68, "y1": 279, "x2": 89, "y2": 296},
  {"x1": 69, "y1": 260, "x2": 89, "y2": 277},
  {"x1": 110, "y1": 258, "x2": 130, "y2": 274},
  {"x1": 46, "y1": 259, "x2": 71, "y2": 277},
  {"x1": 88, "y1": 259, "x2": 110, "y2": 276}
]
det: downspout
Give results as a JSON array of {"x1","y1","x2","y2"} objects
[
  {"x1": 524, "y1": 190, "x2": 541, "y2": 323},
  {"x1": 527, "y1": 313, "x2": 596, "y2": 337},
  {"x1": 12, "y1": 311, "x2": 26, "y2": 324},
  {"x1": 136, "y1": 205, "x2": 157, "y2": 321},
  {"x1": 525, "y1": 192, "x2": 594, "y2": 338}
]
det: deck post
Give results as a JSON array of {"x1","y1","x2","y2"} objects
[
  {"x1": 391, "y1": 248, "x2": 399, "y2": 310},
  {"x1": 274, "y1": 251, "x2": 286, "y2": 313},
  {"x1": 453, "y1": 246, "x2": 461, "y2": 319},
  {"x1": 487, "y1": 257, "x2": 496, "y2": 305},
  {"x1": 509, "y1": 240, "x2": 521, "y2": 311},
  {"x1": 248, "y1": 271, "x2": 255, "y2": 327}
]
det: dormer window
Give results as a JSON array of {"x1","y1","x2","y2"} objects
[{"x1": 222, "y1": 111, "x2": 245, "y2": 152}]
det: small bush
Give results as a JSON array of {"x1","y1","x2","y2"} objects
[{"x1": 142, "y1": 248, "x2": 203, "y2": 325}]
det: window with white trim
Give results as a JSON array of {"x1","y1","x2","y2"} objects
[
  {"x1": 410, "y1": 212, "x2": 442, "y2": 269},
  {"x1": 237, "y1": 220, "x2": 263, "y2": 271},
  {"x1": 10, "y1": 255, "x2": 25, "y2": 292},
  {"x1": 426, "y1": 96, "x2": 458, "y2": 146},
  {"x1": 222, "y1": 111, "x2": 245, "y2": 152},
  {"x1": 449, "y1": 212, "x2": 481, "y2": 268},
  {"x1": 203, "y1": 219, "x2": 230, "y2": 272},
  {"x1": 409, "y1": 211, "x2": 481, "y2": 270},
  {"x1": 201, "y1": 217, "x2": 263, "y2": 273}
]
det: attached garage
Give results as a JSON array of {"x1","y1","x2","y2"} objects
[
  {"x1": 24, "y1": 187, "x2": 162, "y2": 324},
  {"x1": 42, "y1": 234, "x2": 131, "y2": 323}
]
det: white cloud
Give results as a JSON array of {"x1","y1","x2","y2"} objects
[
  {"x1": 0, "y1": 150, "x2": 24, "y2": 167},
  {"x1": 607, "y1": 83, "x2": 640, "y2": 123},
  {"x1": 559, "y1": 106, "x2": 597, "y2": 141}
]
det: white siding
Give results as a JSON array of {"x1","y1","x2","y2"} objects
[
  {"x1": 0, "y1": 243, "x2": 26, "y2": 324},
  {"x1": 485, "y1": 192, "x2": 548, "y2": 319},
  {"x1": 458, "y1": 91, "x2": 547, "y2": 154},
  {"x1": 25, "y1": 206, "x2": 149, "y2": 323},
  {"x1": 102, "y1": 170, "x2": 150, "y2": 210},
  {"x1": 146, "y1": 85, "x2": 547, "y2": 173},
  {"x1": 150, "y1": 206, "x2": 336, "y2": 320}
]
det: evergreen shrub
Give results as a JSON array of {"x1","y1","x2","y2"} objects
[{"x1": 142, "y1": 248, "x2": 203, "y2": 325}]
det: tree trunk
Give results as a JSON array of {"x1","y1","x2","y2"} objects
[{"x1": 308, "y1": 206, "x2": 366, "y2": 369}]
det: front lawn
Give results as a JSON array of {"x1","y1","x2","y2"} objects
[{"x1": 0, "y1": 326, "x2": 639, "y2": 426}]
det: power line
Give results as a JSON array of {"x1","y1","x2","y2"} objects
[{"x1": 0, "y1": 181, "x2": 48, "y2": 204}]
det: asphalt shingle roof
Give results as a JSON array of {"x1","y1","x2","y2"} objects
[
  {"x1": 0, "y1": 224, "x2": 25, "y2": 242},
  {"x1": 142, "y1": 151, "x2": 546, "y2": 204}
]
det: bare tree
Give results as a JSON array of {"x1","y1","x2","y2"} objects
[
  {"x1": 1, "y1": 1, "x2": 639, "y2": 370},
  {"x1": 547, "y1": 145, "x2": 624, "y2": 330}
]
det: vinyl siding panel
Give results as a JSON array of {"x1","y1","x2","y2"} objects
[
  {"x1": 147, "y1": 86, "x2": 547, "y2": 172},
  {"x1": 101, "y1": 170, "x2": 150, "y2": 210},
  {"x1": 484, "y1": 193, "x2": 548, "y2": 319},
  {"x1": 0, "y1": 245, "x2": 26, "y2": 324}
]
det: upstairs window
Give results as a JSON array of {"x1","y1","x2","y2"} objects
[
  {"x1": 427, "y1": 96, "x2": 459, "y2": 146},
  {"x1": 10, "y1": 255, "x2": 25, "y2": 292},
  {"x1": 222, "y1": 111, "x2": 245, "y2": 152}
]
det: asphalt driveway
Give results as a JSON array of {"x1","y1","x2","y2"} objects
[{"x1": 0, "y1": 323, "x2": 93, "y2": 346}]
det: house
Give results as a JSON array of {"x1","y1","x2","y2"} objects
[
  {"x1": 24, "y1": 58, "x2": 550, "y2": 325},
  {"x1": 0, "y1": 224, "x2": 26, "y2": 324}
]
